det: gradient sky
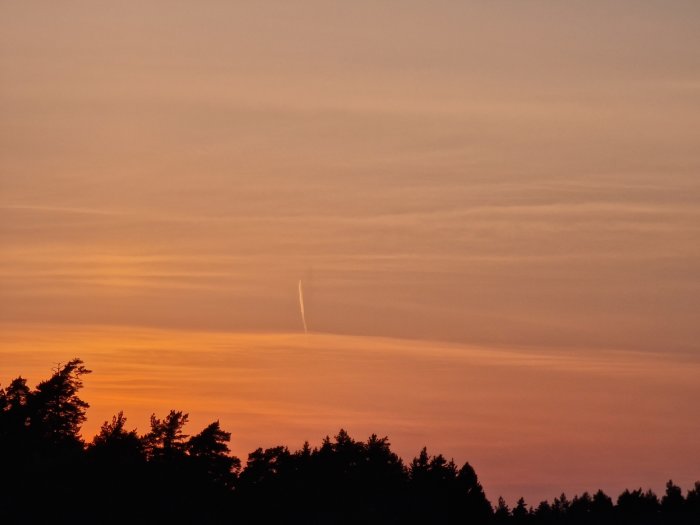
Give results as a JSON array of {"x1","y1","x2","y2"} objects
[{"x1": 1, "y1": 1, "x2": 699, "y2": 504}]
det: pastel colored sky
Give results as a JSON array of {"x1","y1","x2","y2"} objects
[
  {"x1": 1, "y1": 1, "x2": 699, "y2": 503},
  {"x1": 2, "y1": 325, "x2": 699, "y2": 505}
]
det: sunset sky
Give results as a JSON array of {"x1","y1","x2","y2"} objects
[{"x1": 1, "y1": 1, "x2": 699, "y2": 504}]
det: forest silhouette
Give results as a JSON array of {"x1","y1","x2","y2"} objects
[{"x1": 1, "y1": 359, "x2": 698, "y2": 524}]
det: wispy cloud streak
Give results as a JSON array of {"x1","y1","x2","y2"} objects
[{"x1": 298, "y1": 280, "x2": 308, "y2": 334}]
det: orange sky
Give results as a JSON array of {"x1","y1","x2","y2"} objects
[
  {"x1": 2, "y1": 324, "x2": 699, "y2": 505},
  {"x1": 1, "y1": 1, "x2": 700, "y2": 504}
]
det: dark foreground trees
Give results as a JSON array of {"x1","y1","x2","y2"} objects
[{"x1": 1, "y1": 361, "x2": 698, "y2": 525}]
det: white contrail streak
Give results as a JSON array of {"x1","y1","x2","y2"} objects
[{"x1": 298, "y1": 280, "x2": 308, "y2": 334}]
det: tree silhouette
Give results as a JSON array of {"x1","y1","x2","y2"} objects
[
  {"x1": 143, "y1": 409, "x2": 189, "y2": 461},
  {"x1": 407, "y1": 446, "x2": 492, "y2": 524},
  {"x1": 2, "y1": 359, "x2": 699, "y2": 525},
  {"x1": 0, "y1": 359, "x2": 91, "y2": 461},
  {"x1": 89, "y1": 411, "x2": 144, "y2": 464},
  {"x1": 662, "y1": 480, "x2": 685, "y2": 514},
  {"x1": 533, "y1": 500, "x2": 552, "y2": 523},
  {"x1": 551, "y1": 492, "x2": 571, "y2": 520},
  {"x1": 494, "y1": 496, "x2": 511, "y2": 523},
  {"x1": 512, "y1": 497, "x2": 529, "y2": 523},
  {"x1": 687, "y1": 482, "x2": 700, "y2": 519},
  {"x1": 187, "y1": 420, "x2": 240, "y2": 488},
  {"x1": 2, "y1": 376, "x2": 30, "y2": 408},
  {"x1": 31, "y1": 359, "x2": 91, "y2": 448},
  {"x1": 590, "y1": 489, "x2": 615, "y2": 524},
  {"x1": 617, "y1": 488, "x2": 660, "y2": 524},
  {"x1": 0, "y1": 377, "x2": 31, "y2": 451},
  {"x1": 0, "y1": 359, "x2": 91, "y2": 524},
  {"x1": 457, "y1": 462, "x2": 493, "y2": 523}
]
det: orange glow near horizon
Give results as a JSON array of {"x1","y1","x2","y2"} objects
[{"x1": 1, "y1": 323, "x2": 698, "y2": 504}]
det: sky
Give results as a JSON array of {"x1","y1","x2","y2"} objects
[{"x1": 1, "y1": 1, "x2": 699, "y2": 504}]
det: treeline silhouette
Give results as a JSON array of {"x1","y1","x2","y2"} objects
[{"x1": 1, "y1": 359, "x2": 698, "y2": 524}]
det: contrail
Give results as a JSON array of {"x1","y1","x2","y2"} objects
[{"x1": 298, "y1": 279, "x2": 308, "y2": 334}]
